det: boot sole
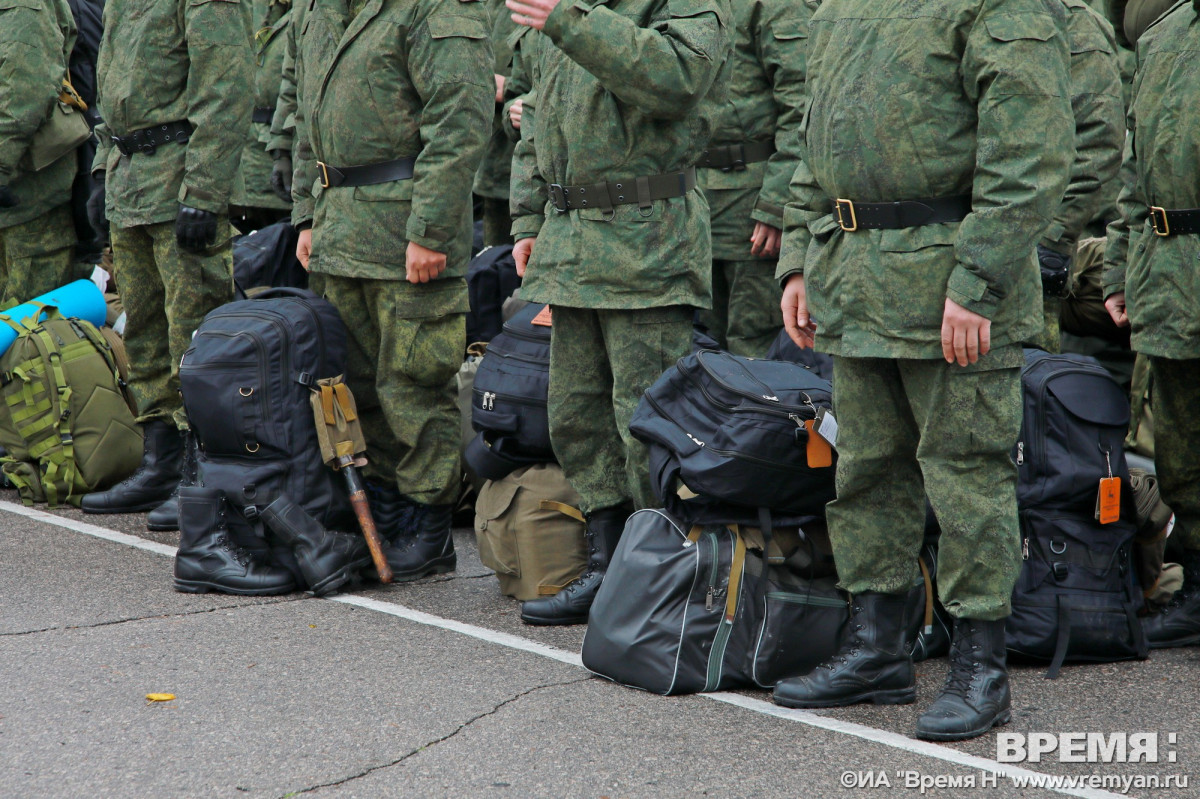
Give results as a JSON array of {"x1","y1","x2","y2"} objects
[
  {"x1": 915, "y1": 708, "x2": 1012, "y2": 742},
  {"x1": 307, "y1": 557, "x2": 373, "y2": 598},
  {"x1": 389, "y1": 557, "x2": 456, "y2": 584},
  {"x1": 146, "y1": 521, "x2": 179, "y2": 532},
  {"x1": 520, "y1": 611, "x2": 588, "y2": 626},
  {"x1": 84, "y1": 499, "x2": 172, "y2": 515},
  {"x1": 173, "y1": 579, "x2": 296, "y2": 596},
  {"x1": 774, "y1": 687, "x2": 916, "y2": 709}
]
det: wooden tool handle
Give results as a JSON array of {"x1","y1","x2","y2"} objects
[{"x1": 351, "y1": 490, "x2": 392, "y2": 584}]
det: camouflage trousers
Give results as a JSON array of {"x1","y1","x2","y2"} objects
[
  {"x1": 827, "y1": 350, "x2": 1025, "y2": 620},
  {"x1": 109, "y1": 219, "x2": 234, "y2": 428},
  {"x1": 1150, "y1": 357, "x2": 1200, "y2": 552},
  {"x1": 548, "y1": 305, "x2": 692, "y2": 514},
  {"x1": 321, "y1": 276, "x2": 465, "y2": 506},
  {"x1": 0, "y1": 203, "x2": 77, "y2": 309},
  {"x1": 479, "y1": 196, "x2": 513, "y2": 248},
  {"x1": 1039, "y1": 294, "x2": 1062, "y2": 354},
  {"x1": 697, "y1": 258, "x2": 782, "y2": 358}
]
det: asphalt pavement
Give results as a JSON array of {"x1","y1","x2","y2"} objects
[{"x1": 1, "y1": 490, "x2": 1197, "y2": 799}]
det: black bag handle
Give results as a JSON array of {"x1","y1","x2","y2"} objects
[{"x1": 252, "y1": 286, "x2": 319, "y2": 301}]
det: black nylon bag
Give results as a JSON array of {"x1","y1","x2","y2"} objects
[
  {"x1": 467, "y1": 303, "x2": 553, "y2": 478},
  {"x1": 1007, "y1": 349, "x2": 1146, "y2": 677},
  {"x1": 181, "y1": 289, "x2": 352, "y2": 565},
  {"x1": 233, "y1": 221, "x2": 307, "y2": 291},
  {"x1": 466, "y1": 244, "x2": 521, "y2": 345},
  {"x1": 764, "y1": 328, "x2": 834, "y2": 381},
  {"x1": 629, "y1": 350, "x2": 836, "y2": 521}
]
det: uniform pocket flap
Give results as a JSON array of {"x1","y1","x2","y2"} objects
[
  {"x1": 353, "y1": 179, "x2": 414, "y2": 203},
  {"x1": 772, "y1": 18, "x2": 808, "y2": 40},
  {"x1": 427, "y1": 14, "x2": 489, "y2": 39},
  {"x1": 878, "y1": 223, "x2": 957, "y2": 253},
  {"x1": 985, "y1": 13, "x2": 1058, "y2": 43},
  {"x1": 806, "y1": 213, "x2": 841, "y2": 238},
  {"x1": 475, "y1": 476, "x2": 522, "y2": 522}
]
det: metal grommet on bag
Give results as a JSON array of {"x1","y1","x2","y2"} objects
[
  {"x1": 239, "y1": 386, "x2": 254, "y2": 397},
  {"x1": 245, "y1": 442, "x2": 260, "y2": 453}
]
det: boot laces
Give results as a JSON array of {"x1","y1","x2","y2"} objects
[
  {"x1": 216, "y1": 534, "x2": 251, "y2": 567},
  {"x1": 821, "y1": 604, "x2": 866, "y2": 670},
  {"x1": 942, "y1": 626, "x2": 983, "y2": 698}
]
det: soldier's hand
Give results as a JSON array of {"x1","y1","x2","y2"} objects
[
  {"x1": 296, "y1": 227, "x2": 313, "y2": 270},
  {"x1": 941, "y1": 298, "x2": 991, "y2": 366},
  {"x1": 781, "y1": 274, "x2": 816, "y2": 349},
  {"x1": 406, "y1": 241, "x2": 448, "y2": 284},
  {"x1": 175, "y1": 205, "x2": 219, "y2": 254},
  {"x1": 270, "y1": 151, "x2": 293, "y2": 204},
  {"x1": 1104, "y1": 291, "x2": 1129, "y2": 328},
  {"x1": 494, "y1": 74, "x2": 507, "y2": 103},
  {"x1": 507, "y1": 0, "x2": 561, "y2": 30},
  {"x1": 509, "y1": 98, "x2": 524, "y2": 130},
  {"x1": 0, "y1": 185, "x2": 18, "y2": 209},
  {"x1": 750, "y1": 222, "x2": 781, "y2": 257},
  {"x1": 513, "y1": 236, "x2": 535, "y2": 278}
]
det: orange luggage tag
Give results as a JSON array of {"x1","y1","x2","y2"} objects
[
  {"x1": 1096, "y1": 446, "x2": 1120, "y2": 525},
  {"x1": 804, "y1": 419, "x2": 833, "y2": 468},
  {"x1": 530, "y1": 306, "x2": 553, "y2": 327}
]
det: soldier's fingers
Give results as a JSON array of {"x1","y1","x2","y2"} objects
[
  {"x1": 965, "y1": 324, "x2": 979, "y2": 364},
  {"x1": 941, "y1": 320, "x2": 955, "y2": 364},
  {"x1": 979, "y1": 319, "x2": 991, "y2": 357},
  {"x1": 953, "y1": 325, "x2": 968, "y2": 367}
]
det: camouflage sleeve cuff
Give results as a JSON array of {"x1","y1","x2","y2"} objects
[
  {"x1": 1100, "y1": 265, "x2": 1125, "y2": 299},
  {"x1": 178, "y1": 184, "x2": 226, "y2": 215},
  {"x1": 406, "y1": 214, "x2": 452, "y2": 254},
  {"x1": 292, "y1": 198, "x2": 314, "y2": 228},
  {"x1": 945, "y1": 264, "x2": 996, "y2": 318},
  {"x1": 751, "y1": 199, "x2": 784, "y2": 230},
  {"x1": 266, "y1": 134, "x2": 293, "y2": 154},
  {"x1": 775, "y1": 265, "x2": 803, "y2": 289},
  {"x1": 511, "y1": 213, "x2": 543, "y2": 239}
]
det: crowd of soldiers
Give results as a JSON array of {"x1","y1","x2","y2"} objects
[{"x1": 2, "y1": 0, "x2": 1198, "y2": 744}]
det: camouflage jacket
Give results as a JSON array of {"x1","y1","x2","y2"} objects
[
  {"x1": 232, "y1": 0, "x2": 292, "y2": 211},
  {"x1": 511, "y1": 0, "x2": 732, "y2": 310},
  {"x1": 776, "y1": 0, "x2": 1075, "y2": 359},
  {"x1": 308, "y1": 0, "x2": 493, "y2": 308},
  {"x1": 698, "y1": 0, "x2": 813, "y2": 260},
  {"x1": 0, "y1": 0, "x2": 77, "y2": 230},
  {"x1": 1102, "y1": 2, "x2": 1200, "y2": 359},
  {"x1": 1041, "y1": 0, "x2": 1124, "y2": 254},
  {"x1": 93, "y1": 0, "x2": 254, "y2": 228},
  {"x1": 472, "y1": 0, "x2": 520, "y2": 201}
]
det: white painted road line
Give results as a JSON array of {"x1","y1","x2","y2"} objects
[{"x1": 5, "y1": 499, "x2": 1127, "y2": 799}]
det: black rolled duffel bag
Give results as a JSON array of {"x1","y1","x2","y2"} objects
[
  {"x1": 629, "y1": 350, "x2": 837, "y2": 524},
  {"x1": 465, "y1": 302, "x2": 554, "y2": 480}
]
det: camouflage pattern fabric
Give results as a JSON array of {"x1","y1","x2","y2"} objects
[
  {"x1": 828, "y1": 350, "x2": 1026, "y2": 620},
  {"x1": 1150, "y1": 358, "x2": 1200, "y2": 552},
  {"x1": 547, "y1": 305, "x2": 693, "y2": 514},
  {"x1": 0, "y1": 204, "x2": 77, "y2": 309},
  {"x1": 108, "y1": 220, "x2": 235, "y2": 429},
  {"x1": 93, "y1": 0, "x2": 254, "y2": 227},
  {"x1": 480, "y1": 196, "x2": 513, "y2": 248},
  {"x1": 231, "y1": 0, "x2": 292, "y2": 212},
  {"x1": 320, "y1": 276, "x2": 465, "y2": 505},
  {"x1": 307, "y1": 0, "x2": 494, "y2": 284},
  {"x1": 267, "y1": 0, "x2": 298, "y2": 159},
  {"x1": 510, "y1": 0, "x2": 732, "y2": 310},
  {"x1": 776, "y1": 0, "x2": 1075, "y2": 360},
  {"x1": 472, "y1": 0, "x2": 520, "y2": 207},
  {"x1": 1103, "y1": 2, "x2": 1200, "y2": 361},
  {"x1": 696, "y1": 258, "x2": 780, "y2": 357},
  {"x1": 0, "y1": 0, "x2": 77, "y2": 232}
]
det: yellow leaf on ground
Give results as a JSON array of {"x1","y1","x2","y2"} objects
[{"x1": 145, "y1": 693, "x2": 175, "y2": 702}]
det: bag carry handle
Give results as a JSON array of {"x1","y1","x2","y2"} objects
[
  {"x1": 539, "y1": 500, "x2": 585, "y2": 524},
  {"x1": 251, "y1": 287, "x2": 318, "y2": 301},
  {"x1": 918, "y1": 556, "x2": 935, "y2": 633}
]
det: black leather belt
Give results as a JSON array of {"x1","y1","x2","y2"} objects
[
  {"x1": 317, "y1": 156, "x2": 416, "y2": 189},
  {"x1": 548, "y1": 167, "x2": 697, "y2": 213},
  {"x1": 111, "y1": 120, "x2": 192, "y2": 156},
  {"x1": 1149, "y1": 205, "x2": 1200, "y2": 236},
  {"x1": 252, "y1": 107, "x2": 274, "y2": 124},
  {"x1": 833, "y1": 194, "x2": 972, "y2": 231},
  {"x1": 697, "y1": 140, "x2": 775, "y2": 172}
]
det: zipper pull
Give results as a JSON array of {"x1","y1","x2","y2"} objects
[
  {"x1": 1022, "y1": 538, "x2": 1029, "y2": 560},
  {"x1": 1016, "y1": 441, "x2": 1024, "y2": 466},
  {"x1": 706, "y1": 586, "x2": 715, "y2": 611}
]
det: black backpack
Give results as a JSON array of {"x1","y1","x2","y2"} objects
[
  {"x1": 629, "y1": 350, "x2": 837, "y2": 527},
  {"x1": 464, "y1": 302, "x2": 552, "y2": 480},
  {"x1": 1006, "y1": 349, "x2": 1147, "y2": 677},
  {"x1": 466, "y1": 244, "x2": 521, "y2": 345},
  {"x1": 180, "y1": 288, "x2": 352, "y2": 577},
  {"x1": 233, "y1": 221, "x2": 308, "y2": 291}
]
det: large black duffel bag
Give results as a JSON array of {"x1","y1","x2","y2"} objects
[
  {"x1": 629, "y1": 350, "x2": 837, "y2": 524},
  {"x1": 466, "y1": 244, "x2": 521, "y2": 345}
]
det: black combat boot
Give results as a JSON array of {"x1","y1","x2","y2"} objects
[
  {"x1": 367, "y1": 480, "x2": 418, "y2": 544},
  {"x1": 520, "y1": 504, "x2": 630, "y2": 626},
  {"x1": 261, "y1": 495, "x2": 371, "y2": 596},
  {"x1": 173, "y1": 487, "x2": 296, "y2": 595},
  {"x1": 82, "y1": 420, "x2": 183, "y2": 514},
  {"x1": 1142, "y1": 549, "x2": 1200, "y2": 648},
  {"x1": 385, "y1": 503, "x2": 456, "y2": 581},
  {"x1": 773, "y1": 591, "x2": 915, "y2": 708},
  {"x1": 916, "y1": 617, "x2": 1011, "y2": 741},
  {"x1": 146, "y1": 430, "x2": 200, "y2": 531}
]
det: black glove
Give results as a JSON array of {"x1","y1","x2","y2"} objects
[
  {"x1": 175, "y1": 205, "x2": 219, "y2": 254},
  {"x1": 1037, "y1": 243, "x2": 1071, "y2": 298},
  {"x1": 87, "y1": 172, "x2": 107, "y2": 233},
  {"x1": 270, "y1": 150, "x2": 293, "y2": 204},
  {"x1": 0, "y1": 184, "x2": 18, "y2": 209}
]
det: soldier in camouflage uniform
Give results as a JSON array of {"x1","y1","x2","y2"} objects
[
  {"x1": 473, "y1": 0, "x2": 521, "y2": 248},
  {"x1": 695, "y1": 0, "x2": 812, "y2": 358},
  {"x1": 82, "y1": 0, "x2": 253, "y2": 522},
  {"x1": 1103, "y1": 0, "x2": 1200, "y2": 650},
  {"x1": 0, "y1": 0, "x2": 78, "y2": 309},
  {"x1": 1036, "y1": 0, "x2": 1124, "y2": 352},
  {"x1": 772, "y1": 0, "x2": 1074, "y2": 741},
  {"x1": 506, "y1": 0, "x2": 731, "y2": 625},
  {"x1": 230, "y1": 0, "x2": 293, "y2": 233},
  {"x1": 306, "y1": 0, "x2": 493, "y2": 581}
]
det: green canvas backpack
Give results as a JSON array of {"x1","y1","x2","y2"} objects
[{"x1": 0, "y1": 306, "x2": 142, "y2": 507}]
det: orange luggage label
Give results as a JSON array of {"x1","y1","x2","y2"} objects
[
  {"x1": 1098, "y1": 477, "x2": 1121, "y2": 525},
  {"x1": 804, "y1": 419, "x2": 832, "y2": 468},
  {"x1": 530, "y1": 306, "x2": 553, "y2": 327}
]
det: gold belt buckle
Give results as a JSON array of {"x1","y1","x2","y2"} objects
[
  {"x1": 318, "y1": 161, "x2": 332, "y2": 190},
  {"x1": 835, "y1": 198, "x2": 858, "y2": 232},
  {"x1": 1150, "y1": 206, "x2": 1170, "y2": 236}
]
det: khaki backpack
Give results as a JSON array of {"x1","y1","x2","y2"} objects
[{"x1": 0, "y1": 308, "x2": 142, "y2": 507}]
